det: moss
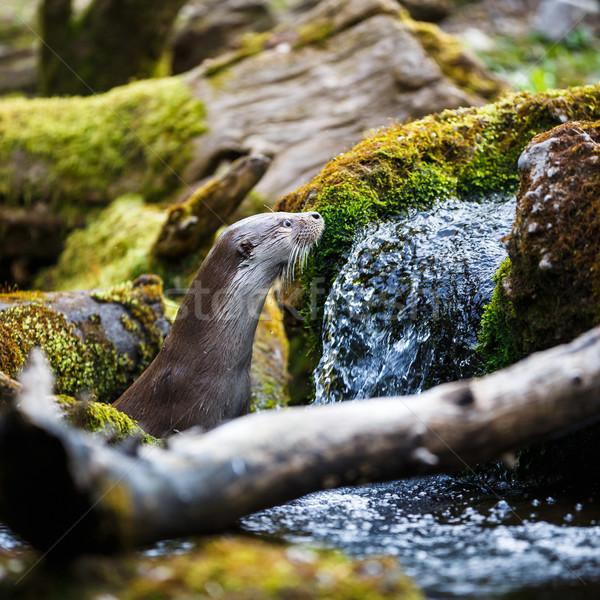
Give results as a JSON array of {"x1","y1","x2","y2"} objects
[
  {"x1": 476, "y1": 258, "x2": 524, "y2": 372},
  {"x1": 0, "y1": 77, "x2": 206, "y2": 217},
  {"x1": 0, "y1": 279, "x2": 166, "y2": 402},
  {"x1": 90, "y1": 277, "x2": 167, "y2": 372},
  {"x1": 406, "y1": 18, "x2": 505, "y2": 100},
  {"x1": 37, "y1": 195, "x2": 165, "y2": 291},
  {"x1": 0, "y1": 536, "x2": 422, "y2": 600},
  {"x1": 275, "y1": 83, "x2": 600, "y2": 355},
  {"x1": 0, "y1": 302, "x2": 127, "y2": 400},
  {"x1": 56, "y1": 395, "x2": 160, "y2": 445}
]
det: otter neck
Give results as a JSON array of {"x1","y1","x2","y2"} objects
[{"x1": 168, "y1": 264, "x2": 276, "y2": 373}]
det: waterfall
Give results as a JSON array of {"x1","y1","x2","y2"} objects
[{"x1": 313, "y1": 195, "x2": 516, "y2": 403}]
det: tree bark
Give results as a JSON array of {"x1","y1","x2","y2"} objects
[
  {"x1": 39, "y1": 0, "x2": 187, "y2": 96},
  {"x1": 1, "y1": 325, "x2": 600, "y2": 557}
]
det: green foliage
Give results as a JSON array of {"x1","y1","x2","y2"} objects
[{"x1": 476, "y1": 28, "x2": 600, "y2": 92}]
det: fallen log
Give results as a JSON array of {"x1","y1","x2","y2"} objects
[{"x1": 2, "y1": 325, "x2": 600, "y2": 557}]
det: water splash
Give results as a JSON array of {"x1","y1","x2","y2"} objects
[{"x1": 314, "y1": 195, "x2": 516, "y2": 403}]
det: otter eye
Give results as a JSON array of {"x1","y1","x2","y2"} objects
[{"x1": 282, "y1": 219, "x2": 293, "y2": 228}]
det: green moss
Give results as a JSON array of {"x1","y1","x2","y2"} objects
[
  {"x1": 0, "y1": 77, "x2": 206, "y2": 218},
  {"x1": 0, "y1": 280, "x2": 166, "y2": 402},
  {"x1": 56, "y1": 395, "x2": 160, "y2": 445},
  {"x1": 276, "y1": 83, "x2": 600, "y2": 355},
  {"x1": 406, "y1": 18, "x2": 505, "y2": 100},
  {"x1": 476, "y1": 258, "x2": 524, "y2": 373},
  {"x1": 91, "y1": 277, "x2": 167, "y2": 371},
  {"x1": 0, "y1": 302, "x2": 127, "y2": 400},
  {"x1": 37, "y1": 195, "x2": 165, "y2": 291},
  {"x1": 0, "y1": 536, "x2": 422, "y2": 600}
]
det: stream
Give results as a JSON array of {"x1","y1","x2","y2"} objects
[
  {"x1": 1, "y1": 195, "x2": 599, "y2": 598},
  {"x1": 242, "y1": 195, "x2": 600, "y2": 599}
]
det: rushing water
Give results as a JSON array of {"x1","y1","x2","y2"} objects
[{"x1": 242, "y1": 195, "x2": 600, "y2": 599}]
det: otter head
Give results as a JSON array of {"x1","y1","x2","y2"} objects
[{"x1": 213, "y1": 211, "x2": 324, "y2": 289}]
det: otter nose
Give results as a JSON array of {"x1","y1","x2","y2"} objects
[{"x1": 309, "y1": 212, "x2": 322, "y2": 220}]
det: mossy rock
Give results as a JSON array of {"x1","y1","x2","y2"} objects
[
  {"x1": 0, "y1": 77, "x2": 206, "y2": 212},
  {"x1": 0, "y1": 277, "x2": 168, "y2": 403},
  {"x1": 0, "y1": 535, "x2": 422, "y2": 600},
  {"x1": 55, "y1": 395, "x2": 159, "y2": 445},
  {"x1": 478, "y1": 120, "x2": 600, "y2": 369},
  {"x1": 475, "y1": 120, "x2": 600, "y2": 485},
  {"x1": 276, "y1": 83, "x2": 600, "y2": 357}
]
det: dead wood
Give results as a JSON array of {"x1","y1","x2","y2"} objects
[{"x1": 152, "y1": 154, "x2": 270, "y2": 259}]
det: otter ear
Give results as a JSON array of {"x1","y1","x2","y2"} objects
[{"x1": 238, "y1": 239, "x2": 256, "y2": 260}]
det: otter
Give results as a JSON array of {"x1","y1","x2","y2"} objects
[{"x1": 113, "y1": 211, "x2": 324, "y2": 437}]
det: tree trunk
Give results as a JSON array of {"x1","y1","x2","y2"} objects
[
  {"x1": 1, "y1": 325, "x2": 600, "y2": 557},
  {"x1": 39, "y1": 0, "x2": 187, "y2": 96}
]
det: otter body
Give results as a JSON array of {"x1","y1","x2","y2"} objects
[{"x1": 113, "y1": 211, "x2": 323, "y2": 437}]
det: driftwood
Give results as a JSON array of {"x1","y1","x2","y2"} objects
[
  {"x1": 152, "y1": 154, "x2": 270, "y2": 259},
  {"x1": 1, "y1": 325, "x2": 600, "y2": 557}
]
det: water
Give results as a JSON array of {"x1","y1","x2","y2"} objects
[
  {"x1": 242, "y1": 195, "x2": 600, "y2": 598},
  {"x1": 241, "y1": 477, "x2": 600, "y2": 599},
  {"x1": 314, "y1": 195, "x2": 516, "y2": 402}
]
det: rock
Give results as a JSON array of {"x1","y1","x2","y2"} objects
[
  {"x1": 532, "y1": 0, "x2": 600, "y2": 42},
  {"x1": 0, "y1": 276, "x2": 169, "y2": 402},
  {"x1": 186, "y1": 0, "x2": 502, "y2": 201},
  {"x1": 398, "y1": 0, "x2": 452, "y2": 23},
  {"x1": 171, "y1": 0, "x2": 276, "y2": 74},
  {"x1": 477, "y1": 119, "x2": 600, "y2": 485},
  {"x1": 496, "y1": 120, "x2": 600, "y2": 355}
]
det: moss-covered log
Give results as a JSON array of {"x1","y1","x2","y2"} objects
[
  {"x1": 0, "y1": 275, "x2": 168, "y2": 402},
  {"x1": 0, "y1": 78, "x2": 206, "y2": 285},
  {"x1": 2, "y1": 324, "x2": 600, "y2": 556},
  {"x1": 39, "y1": 0, "x2": 187, "y2": 96}
]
